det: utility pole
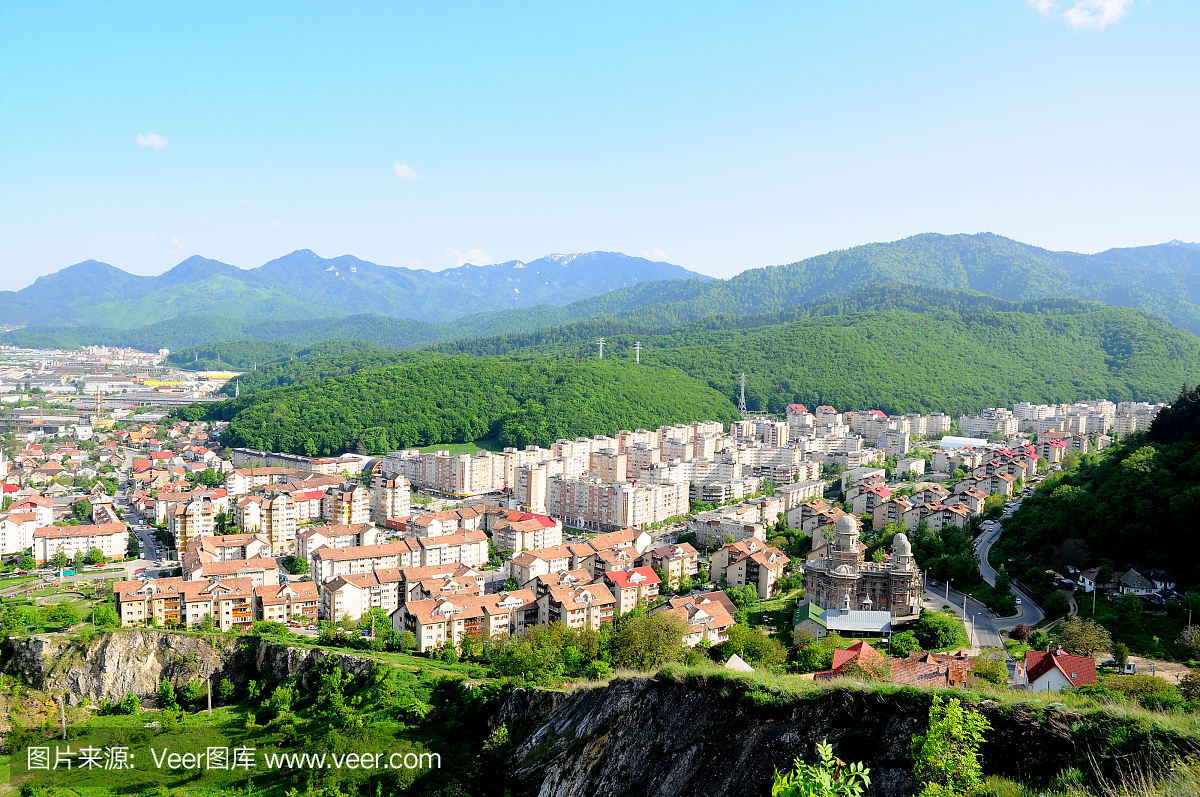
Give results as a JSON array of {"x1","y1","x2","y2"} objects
[
  {"x1": 596, "y1": 338, "x2": 604, "y2": 359},
  {"x1": 738, "y1": 373, "x2": 748, "y2": 415},
  {"x1": 59, "y1": 695, "x2": 66, "y2": 740},
  {"x1": 634, "y1": 341, "x2": 641, "y2": 364},
  {"x1": 207, "y1": 678, "x2": 212, "y2": 716}
]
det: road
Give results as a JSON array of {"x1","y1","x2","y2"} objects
[{"x1": 975, "y1": 523, "x2": 1044, "y2": 630}]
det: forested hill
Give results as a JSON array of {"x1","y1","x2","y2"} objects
[
  {"x1": 186, "y1": 358, "x2": 739, "y2": 455},
  {"x1": 208, "y1": 290, "x2": 1200, "y2": 431}
]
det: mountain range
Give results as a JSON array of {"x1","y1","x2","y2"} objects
[
  {"x1": 6, "y1": 233, "x2": 1200, "y2": 351},
  {"x1": 0, "y1": 251, "x2": 708, "y2": 327}
]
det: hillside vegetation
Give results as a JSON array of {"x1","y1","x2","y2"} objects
[
  {"x1": 218, "y1": 291, "x2": 1200, "y2": 415},
  {"x1": 187, "y1": 358, "x2": 739, "y2": 455},
  {"x1": 996, "y1": 385, "x2": 1200, "y2": 591}
]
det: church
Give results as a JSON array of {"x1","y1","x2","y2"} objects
[{"x1": 802, "y1": 514, "x2": 922, "y2": 618}]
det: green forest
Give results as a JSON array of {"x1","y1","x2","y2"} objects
[
  {"x1": 166, "y1": 338, "x2": 384, "y2": 371},
  {"x1": 185, "y1": 358, "x2": 739, "y2": 455},
  {"x1": 217, "y1": 297, "x2": 1200, "y2": 414},
  {"x1": 995, "y1": 385, "x2": 1200, "y2": 590}
]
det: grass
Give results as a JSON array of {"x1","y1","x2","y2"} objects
[
  {"x1": 413, "y1": 438, "x2": 501, "y2": 454},
  {"x1": 747, "y1": 590, "x2": 801, "y2": 631},
  {"x1": 1005, "y1": 639, "x2": 1031, "y2": 660}
]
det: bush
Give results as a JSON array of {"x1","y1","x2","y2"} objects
[
  {"x1": 911, "y1": 696, "x2": 990, "y2": 797},
  {"x1": 217, "y1": 678, "x2": 235, "y2": 702},
  {"x1": 772, "y1": 738, "x2": 870, "y2": 797},
  {"x1": 156, "y1": 680, "x2": 177, "y2": 711},
  {"x1": 913, "y1": 611, "x2": 969, "y2": 651},
  {"x1": 1009, "y1": 623, "x2": 1031, "y2": 642},
  {"x1": 1043, "y1": 590, "x2": 1071, "y2": 619},
  {"x1": 1027, "y1": 630, "x2": 1050, "y2": 652},
  {"x1": 889, "y1": 631, "x2": 920, "y2": 658},
  {"x1": 584, "y1": 660, "x2": 611, "y2": 680}
]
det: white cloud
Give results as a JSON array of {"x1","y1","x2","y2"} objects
[
  {"x1": 641, "y1": 248, "x2": 668, "y2": 260},
  {"x1": 1029, "y1": 0, "x2": 1133, "y2": 29},
  {"x1": 136, "y1": 132, "x2": 168, "y2": 149},
  {"x1": 1063, "y1": 0, "x2": 1132, "y2": 29},
  {"x1": 269, "y1": 219, "x2": 283, "y2": 229},
  {"x1": 161, "y1": 235, "x2": 186, "y2": 251},
  {"x1": 445, "y1": 248, "x2": 493, "y2": 267},
  {"x1": 393, "y1": 163, "x2": 423, "y2": 180}
]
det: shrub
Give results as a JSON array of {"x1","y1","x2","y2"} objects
[
  {"x1": 1009, "y1": 623, "x2": 1031, "y2": 642},
  {"x1": 1027, "y1": 630, "x2": 1049, "y2": 652},
  {"x1": 772, "y1": 738, "x2": 870, "y2": 797},
  {"x1": 156, "y1": 680, "x2": 177, "y2": 711},
  {"x1": 913, "y1": 611, "x2": 969, "y2": 651},
  {"x1": 217, "y1": 678, "x2": 235, "y2": 702},
  {"x1": 911, "y1": 696, "x2": 990, "y2": 797},
  {"x1": 889, "y1": 631, "x2": 920, "y2": 658}
]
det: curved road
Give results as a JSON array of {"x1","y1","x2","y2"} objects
[{"x1": 975, "y1": 522, "x2": 1044, "y2": 629}]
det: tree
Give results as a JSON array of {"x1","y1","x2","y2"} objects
[
  {"x1": 1052, "y1": 618, "x2": 1113, "y2": 657},
  {"x1": 772, "y1": 739, "x2": 870, "y2": 797},
  {"x1": 93, "y1": 604, "x2": 119, "y2": 629},
  {"x1": 393, "y1": 630, "x2": 417, "y2": 653},
  {"x1": 1116, "y1": 592, "x2": 1143, "y2": 630},
  {"x1": 889, "y1": 631, "x2": 920, "y2": 658},
  {"x1": 197, "y1": 468, "x2": 220, "y2": 487},
  {"x1": 726, "y1": 584, "x2": 760, "y2": 611},
  {"x1": 911, "y1": 696, "x2": 991, "y2": 797},
  {"x1": 50, "y1": 550, "x2": 70, "y2": 570},
  {"x1": 611, "y1": 613, "x2": 687, "y2": 670},
  {"x1": 71, "y1": 498, "x2": 92, "y2": 522},
  {"x1": 969, "y1": 648, "x2": 1007, "y2": 687},
  {"x1": 127, "y1": 533, "x2": 140, "y2": 558},
  {"x1": 503, "y1": 576, "x2": 520, "y2": 591},
  {"x1": 1178, "y1": 625, "x2": 1200, "y2": 658},
  {"x1": 1027, "y1": 630, "x2": 1050, "y2": 651},
  {"x1": 983, "y1": 494, "x2": 1005, "y2": 520},
  {"x1": 1113, "y1": 642, "x2": 1130, "y2": 670},
  {"x1": 117, "y1": 693, "x2": 140, "y2": 715},
  {"x1": 217, "y1": 678, "x2": 235, "y2": 702},
  {"x1": 18, "y1": 555, "x2": 35, "y2": 571},
  {"x1": 284, "y1": 555, "x2": 309, "y2": 575},
  {"x1": 45, "y1": 602, "x2": 80, "y2": 628},
  {"x1": 913, "y1": 611, "x2": 969, "y2": 651},
  {"x1": 87, "y1": 547, "x2": 105, "y2": 566},
  {"x1": 1043, "y1": 590, "x2": 1071, "y2": 619},
  {"x1": 157, "y1": 680, "x2": 178, "y2": 711},
  {"x1": 1009, "y1": 623, "x2": 1031, "y2": 642}
]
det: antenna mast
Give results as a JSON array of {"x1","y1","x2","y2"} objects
[
  {"x1": 634, "y1": 341, "x2": 641, "y2": 364},
  {"x1": 597, "y1": 338, "x2": 605, "y2": 359},
  {"x1": 738, "y1": 373, "x2": 748, "y2": 415}
]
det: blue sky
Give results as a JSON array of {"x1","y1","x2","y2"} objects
[{"x1": 1, "y1": 1, "x2": 1197, "y2": 287}]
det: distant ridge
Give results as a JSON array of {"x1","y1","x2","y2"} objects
[{"x1": 0, "y1": 250, "x2": 707, "y2": 328}]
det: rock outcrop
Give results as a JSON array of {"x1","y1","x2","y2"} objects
[
  {"x1": 493, "y1": 675, "x2": 1197, "y2": 797},
  {"x1": 1, "y1": 631, "x2": 378, "y2": 705}
]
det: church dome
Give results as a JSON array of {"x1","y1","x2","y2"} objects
[
  {"x1": 835, "y1": 515, "x2": 859, "y2": 536},
  {"x1": 832, "y1": 564, "x2": 858, "y2": 577},
  {"x1": 892, "y1": 532, "x2": 912, "y2": 557}
]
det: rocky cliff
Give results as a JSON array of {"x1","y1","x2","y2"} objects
[
  {"x1": 1, "y1": 630, "x2": 377, "y2": 705},
  {"x1": 491, "y1": 673, "x2": 1198, "y2": 797}
]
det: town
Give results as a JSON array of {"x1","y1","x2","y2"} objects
[{"x1": 1, "y1": 393, "x2": 1182, "y2": 697}]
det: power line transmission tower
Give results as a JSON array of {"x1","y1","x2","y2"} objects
[
  {"x1": 634, "y1": 341, "x2": 641, "y2": 364},
  {"x1": 738, "y1": 373, "x2": 748, "y2": 415},
  {"x1": 597, "y1": 338, "x2": 605, "y2": 359}
]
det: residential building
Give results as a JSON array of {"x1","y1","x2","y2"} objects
[
  {"x1": 637, "y1": 542, "x2": 700, "y2": 589},
  {"x1": 323, "y1": 482, "x2": 370, "y2": 526},
  {"x1": 600, "y1": 566, "x2": 661, "y2": 613},
  {"x1": 391, "y1": 591, "x2": 539, "y2": 652},
  {"x1": 254, "y1": 581, "x2": 319, "y2": 623},
  {"x1": 536, "y1": 583, "x2": 617, "y2": 631},
  {"x1": 296, "y1": 523, "x2": 384, "y2": 560},
  {"x1": 710, "y1": 538, "x2": 790, "y2": 599},
  {"x1": 1021, "y1": 647, "x2": 1098, "y2": 692},
  {"x1": 33, "y1": 522, "x2": 127, "y2": 565},
  {"x1": 371, "y1": 474, "x2": 411, "y2": 523},
  {"x1": 115, "y1": 576, "x2": 255, "y2": 631},
  {"x1": 656, "y1": 592, "x2": 734, "y2": 647}
]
